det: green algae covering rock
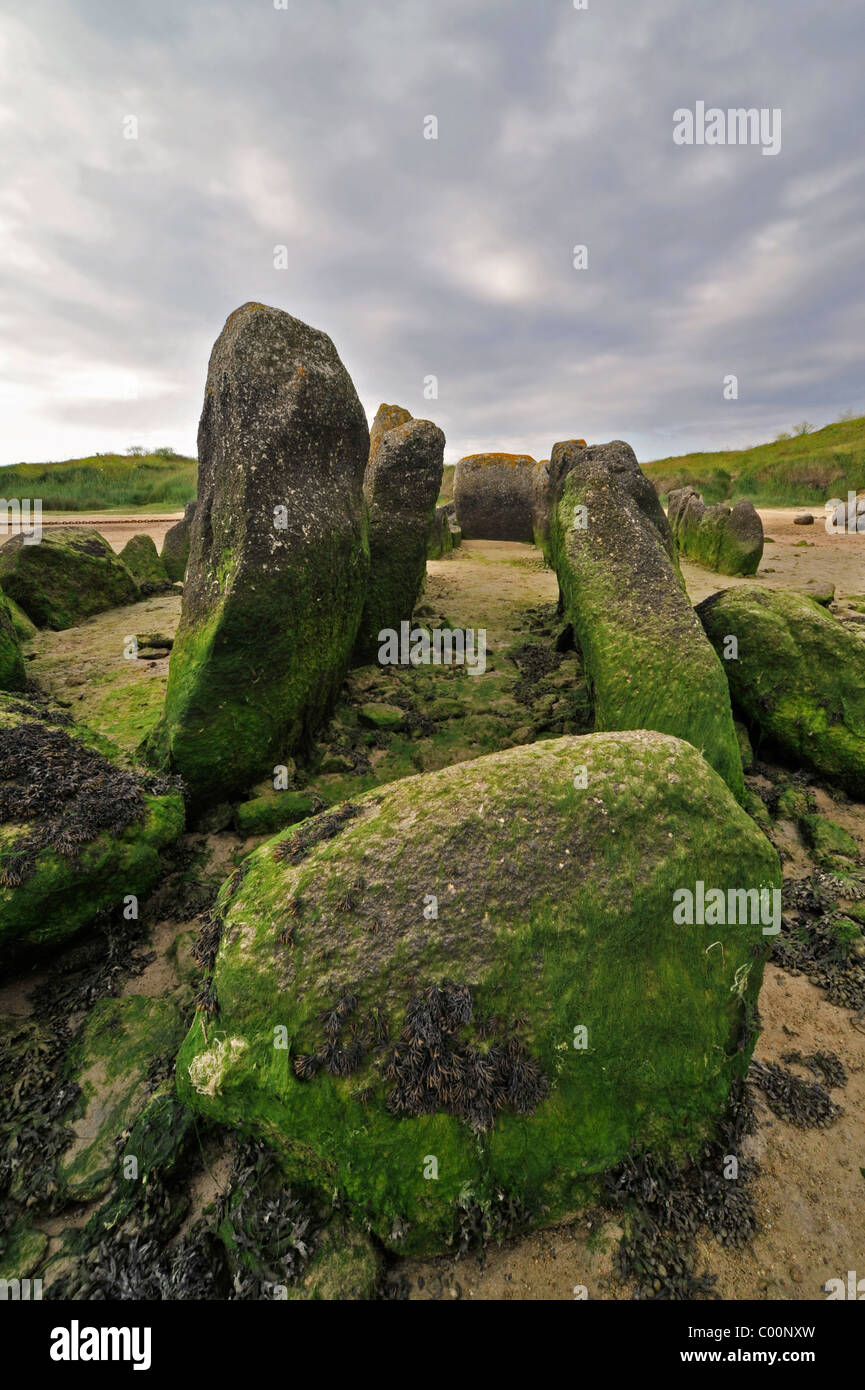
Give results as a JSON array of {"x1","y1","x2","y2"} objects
[
  {"x1": 697, "y1": 585, "x2": 865, "y2": 797},
  {"x1": 160, "y1": 501, "x2": 196, "y2": 582},
  {"x1": 178, "y1": 730, "x2": 779, "y2": 1253},
  {"x1": 0, "y1": 695, "x2": 184, "y2": 958},
  {"x1": 0, "y1": 527, "x2": 140, "y2": 630},
  {"x1": 454, "y1": 453, "x2": 547, "y2": 542},
  {"x1": 668, "y1": 487, "x2": 763, "y2": 576},
  {"x1": 549, "y1": 440, "x2": 743, "y2": 800},
  {"x1": 353, "y1": 417, "x2": 445, "y2": 664},
  {"x1": 145, "y1": 302, "x2": 370, "y2": 807},
  {"x1": 118, "y1": 533, "x2": 170, "y2": 595},
  {"x1": 0, "y1": 592, "x2": 25, "y2": 691}
]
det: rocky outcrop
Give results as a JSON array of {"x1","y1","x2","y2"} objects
[
  {"x1": 0, "y1": 695, "x2": 184, "y2": 959},
  {"x1": 668, "y1": 488, "x2": 763, "y2": 576},
  {"x1": 354, "y1": 418, "x2": 445, "y2": 663},
  {"x1": 549, "y1": 440, "x2": 743, "y2": 798},
  {"x1": 427, "y1": 502, "x2": 462, "y2": 558},
  {"x1": 118, "y1": 534, "x2": 171, "y2": 595},
  {"x1": 697, "y1": 585, "x2": 865, "y2": 796},
  {"x1": 0, "y1": 528, "x2": 140, "y2": 630},
  {"x1": 160, "y1": 501, "x2": 196, "y2": 582},
  {"x1": 178, "y1": 730, "x2": 779, "y2": 1253},
  {"x1": 454, "y1": 453, "x2": 547, "y2": 543},
  {"x1": 145, "y1": 302, "x2": 370, "y2": 808}
]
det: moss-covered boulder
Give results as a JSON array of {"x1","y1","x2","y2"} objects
[
  {"x1": 0, "y1": 593, "x2": 25, "y2": 691},
  {"x1": 0, "y1": 527, "x2": 140, "y2": 630},
  {"x1": 549, "y1": 440, "x2": 743, "y2": 799},
  {"x1": 0, "y1": 696, "x2": 184, "y2": 958},
  {"x1": 160, "y1": 501, "x2": 196, "y2": 582},
  {"x1": 118, "y1": 533, "x2": 170, "y2": 594},
  {"x1": 145, "y1": 302, "x2": 370, "y2": 808},
  {"x1": 454, "y1": 453, "x2": 546, "y2": 542},
  {"x1": 696, "y1": 586, "x2": 865, "y2": 797},
  {"x1": 353, "y1": 418, "x2": 445, "y2": 663},
  {"x1": 427, "y1": 503, "x2": 460, "y2": 559},
  {"x1": 178, "y1": 730, "x2": 779, "y2": 1253},
  {"x1": 668, "y1": 488, "x2": 763, "y2": 576},
  {"x1": 4, "y1": 594, "x2": 36, "y2": 642}
]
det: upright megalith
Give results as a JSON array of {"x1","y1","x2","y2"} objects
[
  {"x1": 146, "y1": 302, "x2": 370, "y2": 808},
  {"x1": 549, "y1": 440, "x2": 743, "y2": 799},
  {"x1": 160, "y1": 501, "x2": 196, "y2": 582},
  {"x1": 668, "y1": 487, "x2": 763, "y2": 576},
  {"x1": 454, "y1": 453, "x2": 545, "y2": 542},
  {"x1": 367, "y1": 403, "x2": 412, "y2": 470},
  {"x1": 354, "y1": 417, "x2": 445, "y2": 663},
  {"x1": 427, "y1": 501, "x2": 462, "y2": 559},
  {"x1": 118, "y1": 534, "x2": 171, "y2": 594}
]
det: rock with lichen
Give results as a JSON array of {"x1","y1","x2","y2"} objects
[
  {"x1": 0, "y1": 527, "x2": 140, "y2": 630},
  {"x1": 454, "y1": 453, "x2": 548, "y2": 543},
  {"x1": 145, "y1": 302, "x2": 370, "y2": 808},
  {"x1": 549, "y1": 439, "x2": 743, "y2": 799},
  {"x1": 353, "y1": 417, "x2": 445, "y2": 663},
  {"x1": 178, "y1": 729, "x2": 778, "y2": 1253}
]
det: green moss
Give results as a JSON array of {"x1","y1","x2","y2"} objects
[
  {"x1": 0, "y1": 592, "x2": 26, "y2": 691},
  {"x1": 551, "y1": 471, "x2": 744, "y2": 800},
  {"x1": 233, "y1": 791, "x2": 318, "y2": 835},
  {"x1": 178, "y1": 731, "x2": 779, "y2": 1253},
  {"x1": 0, "y1": 790, "x2": 185, "y2": 956},
  {"x1": 358, "y1": 702, "x2": 405, "y2": 730},
  {"x1": 775, "y1": 785, "x2": 812, "y2": 822},
  {"x1": 799, "y1": 814, "x2": 859, "y2": 866},
  {"x1": 0, "y1": 528, "x2": 140, "y2": 630},
  {"x1": 3, "y1": 594, "x2": 37, "y2": 642},
  {"x1": 0, "y1": 1220, "x2": 49, "y2": 1282},
  {"x1": 291, "y1": 1223, "x2": 382, "y2": 1299},
  {"x1": 697, "y1": 586, "x2": 865, "y2": 797},
  {"x1": 118, "y1": 533, "x2": 170, "y2": 591}
]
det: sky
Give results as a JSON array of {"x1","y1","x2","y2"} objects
[{"x1": 0, "y1": 0, "x2": 863, "y2": 468}]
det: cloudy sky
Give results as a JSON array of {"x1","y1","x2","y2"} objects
[{"x1": 1, "y1": 0, "x2": 862, "y2": 468}]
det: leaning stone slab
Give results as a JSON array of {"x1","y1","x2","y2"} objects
[
  {"x1": 697, "y1": 585, "x2": 865, "y2": 797},
  {"x1": 0, "y1": 527, "x2": 140, "y2": 630},
  {"x1": 354, "y1": 419, "x2": 444, "y2": 663},
  {"x1": 177, "y1": 730, "x2": 778, "y2": 1254},
  {"x1": 160, "y1": 501, "x2": 196, "y2": 582},
  {"x1": 146, "y1": 302, "x2": 370, "y2": 808},
  {"x1": 549, "y1": 440, "x2": 743, "y2": 798}
]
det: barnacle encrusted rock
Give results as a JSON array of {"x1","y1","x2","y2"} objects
[
  {"x1": 0, "y1": 527, "x2": 140, "y2": 630},
  {"x1": 454, "y1": 453, "x2": 548, "y2": 543},
  {"x1": 177, "y1": 730, "x2": 779, "y2": 1253},
  {"x1": 118, "y1": 533, "x2": 171, "y2": 595},
  {"x1": 668, "y1": 487, "x2": 763, "y2": 576},
  {"x1": 160, "y1": 501, "x2": 196, "y2": 582},
  {"x1": 353, "y1": 417, "x2": 445, "y2": 663},
  {"x1": 697, "y1": 585, "x2": 865, "y2": 797},
  {"x1": 145, "y1": 302, "x2": 370, "y2": 807},
  {"x1": 0, "y1": 593, "x2": 25, "y2": 691},
  {"x1": 0, "y1": 695, "x2": 184, "y2": 958},
  {"x1": 549, "y1": 440, "x2": 744, "y2": 800}
]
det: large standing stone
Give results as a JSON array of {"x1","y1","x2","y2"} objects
[
  {"x1": 697, "y1": 586, "x2": 865, "y2": 796},
  {"x1": 146, "y1": 302, "x2": 370, "y2": 807},
  {"x1": 549, "y1": 440, "x2": 743, "y2": 798},
  {"x1": 160, "y1": 501, "x2": 196, "y2": 582},
  {"x1": 177, "y1": 730, "x2": 779, "y2": 1253},
  {"x1": 0, "y1": 528, "x2": 140, "y2": 630},
  {"x1": 668, "y1": 488, "x2": 763, "y2": 576},
  {"x1": 354, "y1": 418, "x2": 445, "y2": 663},
  {"x1": 454, "y1": 453, "x2": 546, "y2": 542}
]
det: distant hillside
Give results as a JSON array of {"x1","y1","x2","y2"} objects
[
  {"x1": 0, "y1": 451, "x2": 197, "y2": 512},
  {"x1": 643, "y1": 417, "x2": 865, "y2": 508}
]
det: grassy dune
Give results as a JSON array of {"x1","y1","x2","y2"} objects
[
  {"x1": 644, "y1": 416, "x2": 865, "y2": 507},
  {"x1": 0, "y1": 452, "x2": 197, "y2": 513}
]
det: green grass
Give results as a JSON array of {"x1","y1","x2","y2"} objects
[
  {"x1": 0, "y1": 452, "x2": 197, "y2": 513},
  {"x1": 644, "y1": 416, "x2": 865, "y2": 508}
]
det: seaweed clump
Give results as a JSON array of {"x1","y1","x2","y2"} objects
[
  {"x1": 272, "y1": 802, "x2": 361, "y2": 865},
  {"x1": 0, "y1": 718, "x2": 146, "y2": 886}
]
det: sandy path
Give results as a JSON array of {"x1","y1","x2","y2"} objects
[{"x1": 39, "y1": 511, "x2": 184, "y2": 554}]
